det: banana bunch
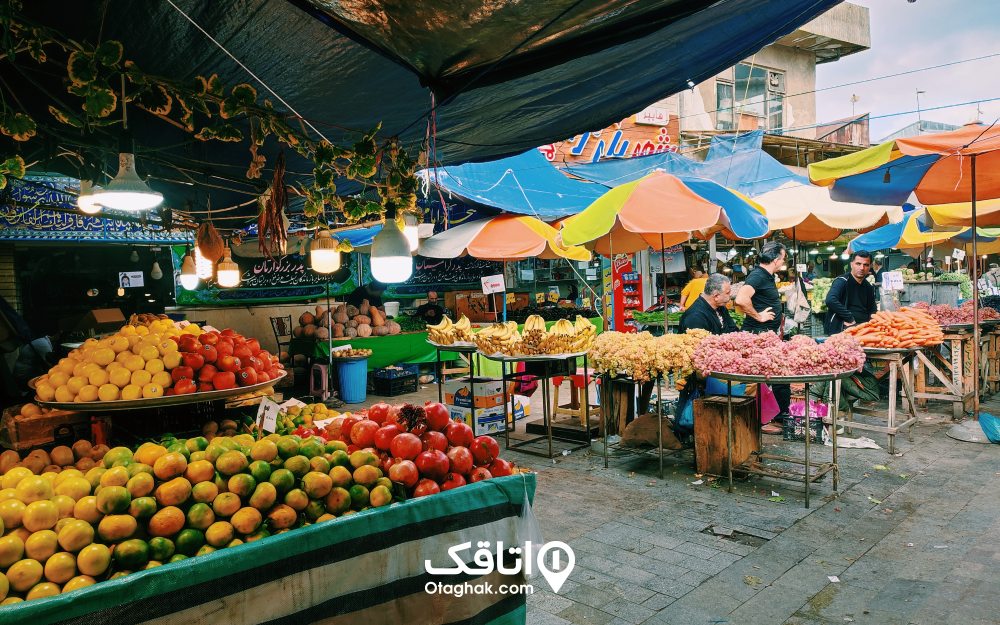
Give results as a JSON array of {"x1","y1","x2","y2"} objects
[
  {"x1": 518, "y1": 315, "x2": 548, "y2": 355},
  {"x1": 541, "y1": 318, "x2": 579, "y2": 354},
  {"x1": 571, "y1": 315, "x2": 597, "y2": 352},
  {"x1": 474, "y1": 321, "x2": 521, "y2": 356},
  {"x1": 427, "y1": 315, "x2": 473, "y2": 345}
]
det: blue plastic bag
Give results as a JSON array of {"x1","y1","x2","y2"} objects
[
  {"x1": 979, "y1": 412, "x2": 1000, "y2": 444},
  {"x1": 705, "y1": 376, "x2": 746, "y2": 396},
  {"x1": 675, "y1": 385, "x2": 702, "y2": 431}
]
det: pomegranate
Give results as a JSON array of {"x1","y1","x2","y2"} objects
[
  {"x1": 440, "y1": 473, "x2": 467, "y2": 491},
  {"x1": 389, "y1": 433, "x2": 422, "y2": 460},
  {"x1": 368, "y1": 402, "x2": 391, "y2": 425},
  {"x1": 469, "y1": 467, "x2": 493, "y2": 482},
  {"x1": 445, "y1": 421, "x2": 475, "y2": 448},
  {"x1": 350, "y1": 419, "x2": 380, "y2": 448},
  {"x1": 388, "y1": 460, "x2": 419, "y2": 488},
  {"x1": 488, "y1": 458, "x2": 514, "y2": 477},
  {"x1": 471, "y1": 435, "x2": 501, "y2": 466},
  {"x1": 374, "y1": 424, "x2": 403, "y2": 450},
  {"x1": 415, "y1": 450, "x2": 450, "y2": 482},
  {"x1": 413, "y1": 478, "x2": 441, "y2": 497},
  {"x1": 423, "y1": 401, "x2": 451, "y2": 431},
  {"x1": 420, "y1": 431, "x2": 449, "y2": 452},
  {"x1": 446, "y1": 446, "x2": 474, "y2": 475}
]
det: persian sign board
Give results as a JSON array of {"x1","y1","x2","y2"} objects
[{"x1": 538, "y1": 104, "x2": 680, "y2": 164}]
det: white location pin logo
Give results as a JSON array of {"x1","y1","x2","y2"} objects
[{"x1": 536, "y1": 541, "x2": 575, "y2": 593}]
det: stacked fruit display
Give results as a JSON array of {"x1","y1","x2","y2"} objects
[
  {"x1": 911, "y1": 300, "x2": 1000, "y2": 326},
  {"x1": 693, "y1": 332, "x2": 866, "y2": 377},
  {"x1": 322, "y1": 401, "x2": 514, "y2": 495},
  {"x1": 330, "y1": 348, "x2": 373, "y2": 359},
  {"x1": 589, "y1": 329, "x2": 710, "y2": 384},
  {"x1": 426, "y1": 314, "x2": 473, "y2": 345},
  {"x1": 471, "y1": 315, "x2": 596, "y2": 357},
  {"x1": 294, "y1": 300, "x2": 402, "y2": 341},
  {"x1": 33, "y1": 321, "x2": 283, "y2": 404}
]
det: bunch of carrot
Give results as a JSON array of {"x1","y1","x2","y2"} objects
[{"x1": 842, "y1": 307, "x2": 944, "y2": 349}]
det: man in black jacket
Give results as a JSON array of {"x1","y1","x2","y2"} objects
[
  {"x1": 825, "y1": 250, "x2": 877, "y2": 335},
  {"x1": 679, "y1": 273, "x2": 737, "y2": 334}
]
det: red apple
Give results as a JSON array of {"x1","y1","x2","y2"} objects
[
  {"x1": 171, "y1": 366, "x2": 195, "y2": 383},
  {"x1": 212, "y1": 371, "x2": 237, "y2": 390},
  {"x1": 440, "y1": 472, "x2": 467, "y2": 491},
  {"x1": 246, "y1": 338, "x2": 261, "y2": 355},
  {"x1": 181, "y1": 352, "x2": 205, "y2": 371},
  {"x1": 198, "y1": 332, "x2": 219, "y2": 346},
  {"x1": 471, "y1": 436, "x2": 501, "y2": 466},
  {"x1": 424, "y1": 402, "x2": 451, "y2": 431},
  {"x1": 445, "y1": 421, "x2": 475, "y2": 448},
  {"x1": 257, "y1": 350, "x2": 272, "y2": 364},
  {"x1": 257, "y1": 371, "x2": 270, "y2": 383},
  {"x1": 388, "y1": 459, "x2": 419, "y2": 488},
  {"x1": 351, "y1": 420, "x2": 380, "y2": 448},
  {"x1": 199, "y1": 344, "x2": 218, "y2": 364},
  {"x1": 178, "y1": 335, "x2": 200, "y2": 353},
  {"x1": 488, "y1": 458, "x2": 513, "y2": 477},
  {"x1": 217, "y1": 355, "x2": 241, "y2": 373},
  {"x1": 216, "y1": 340, "x2": 234, "y2": 358},
  {"x1": 247, "y1": 356, "x2": 266, "y2": 374},
  {"x1": 174, "y1": 378, "x2": 197, "y2": 395},
  {"x1": 413, "y1": 478, "x2": 440, "y2": 497},
  {"x1": 233, "y1": 345, "x2": 253, "y2": 361},
  {"x1": 221, "y1": 329, "x2": 236, "y2": 337},
  {"x1": 415, "y1": 450, "x2": 450, "y2": 482},
  {"x1": 389, "y1": 433, "x2": 422, "y2": 460},
  {"x1": 374, "y1": 424, "x2": 403, "y2": 450},
  {"x1": 197, "y1": 382, "x2": 214, "y2": 392},
  {"x1": 236, "y1": 367, "x2": 258, "y2": 387},
  {"x1": 446, "y1": 446, "x2": 474, "y2": 475},
  {"x1": 198, "y1": 364, "x2": 218, "y2": 383},
  {"x1": 368, "y1": 402, "x2": 391, "y2": 425},
  {"x1": 469, "y1": 467, "x2": 493, "y2": 482},
  {"x1": 421, "y1": 431, "x2": 448, "y2": 452}
]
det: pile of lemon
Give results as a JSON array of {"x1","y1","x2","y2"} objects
[{"x1": 35, "y1": 320, "x2": 202, "y2": 404}]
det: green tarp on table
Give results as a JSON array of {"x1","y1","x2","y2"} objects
[
  {"x1": 3, "y1": 474, "x2": 536, "y2": 625},
  {"x1": 290, "y1": 317, "x2": 603, "y2": 374}
]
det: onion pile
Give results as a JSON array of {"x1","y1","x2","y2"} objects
[{"x1": 693, "y1": 332, "x2": 865, "y2": 377}]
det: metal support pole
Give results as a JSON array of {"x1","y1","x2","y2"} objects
[
  {"x1": 971, "y1": 153, "x2": 980, "y2": 419},
  {"x1": 727, "y1": 380, "x2": 734, "y2": 493}
]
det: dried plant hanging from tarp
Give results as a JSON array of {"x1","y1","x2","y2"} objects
[
  {"x1": 258, "y1": 152, "x2": 288, "y2": 259},
  {"x1": 196, "y1": 209, "x2": 224, "y2": 262}
]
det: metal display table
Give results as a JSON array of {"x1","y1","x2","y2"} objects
[
  {"x1": 428, "y1": 342, "x2": 478, "y2": 404},
  {"x1": 599, "y1": 374, "x2": 671, "y2": 478},
  {"x1": 852, "y1": 347, "x2": 919, "y2": 454},
  {"x1": 483, "y1": 351, "x2": 591, "y2": 459},
  {"x1": 710, "y1": 369, "x2": 856, "y2": 509}
]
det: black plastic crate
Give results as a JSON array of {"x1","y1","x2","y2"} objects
[
  {"x1": 372, "y1": 374, "x2": 418, "y2": 397},
  {"x1": 782, "y1": 415, "x2": 823, "y2": 443}
]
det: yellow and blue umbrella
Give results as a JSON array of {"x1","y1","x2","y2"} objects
[{"x1": 849, "y1": 207, "x2": 1000, "y2": 254}]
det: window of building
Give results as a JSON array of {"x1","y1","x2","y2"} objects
[
  {"x1": 725, "y1": 63, "x2": 784, "y2": 132},
  {"x1": 716, "y1": 81, "x2": 734, "y2": 131}
]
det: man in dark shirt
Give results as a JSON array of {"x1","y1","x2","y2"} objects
[
  {"x1": 825, "y1": 250, "x2": 877, "y2": 334},
  {"x1": 346, "y1": 280, "x2": 386, "y2": 308},
  {"x1": 679, "y1": 273, "x2": 737, "y2": 334},
  {"x1": 413, "y1": 291, "x2": 445, "y2": 326},
  {"x1": 735, "y1": 241, "x2": 790, "y2": 423}
]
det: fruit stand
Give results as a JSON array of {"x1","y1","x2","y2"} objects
[
  {"x1": 1, "y1": 475, "x2": 535, "y2": 625},
  {"x1": 290, "y1": 331, "x2": 457, "y2": 371}
]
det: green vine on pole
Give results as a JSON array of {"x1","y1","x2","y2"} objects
[{"x1": 0, "y1": 0, "x2": 422, "y2": 226}]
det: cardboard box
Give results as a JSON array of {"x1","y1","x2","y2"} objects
[
  {"x1": 1, "y1": 405, "x2": 91, "y2": 451},
  {"x1": 60, "y1": 308, "x2": 126, "y2": 332},
  {"x1": 444, "y1": 377, "x2": 504, "y2": 408},
  {"x1": 448, "y1": 398, "x2": 527, "y2": 436}
]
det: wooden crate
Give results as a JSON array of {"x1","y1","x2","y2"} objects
[
  {"x1": 1, "y1": 405, "x2": 92, "y2": 451},
  {"x1": 693, "y1": 396, "x2": 759, "y2": 476}
]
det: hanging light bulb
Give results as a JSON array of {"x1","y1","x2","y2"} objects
[
  {"x1": 117, "y1": 287, "x2": 125, "y2": 297},
  {"x1": 216, "y1": 246, "x2": 241, "y2": 288},
  {"x1": 401, "y1": 213, "x2": 419, "y2": 252},
  {"x1": 90, "y1": 152, "x2": 163, "y2": 211},
  {"x1": 77, "y1": 180, "x2": 103, "y2": 214},
  {"x1": 130, "y1": 248, "x2": 139, "y2": 263},
  {"x1": 809, "y1": 248, "x2": 819, "y2": 255},
  {"x1": 370, "y1": 212, "x2": 412, "y2": 283},
  {"x1": 150, "y1": 261, "x2": 163, "y2": 280},
  {"x1": 875, "y1": 252, "x2": 885, "y2": 259},
  {"x1": 310, "y1": 230, "x2": 342, "y2": 274},
  {"x1": 179, "y1": 249, "x2": 199, "y2": 290},
  {"x1": 194, "y1": 247, "x2": 213, "y2": 279},
  {"x1": 829, "y1": 253, "x2": 838, "y2": 260},
  {"x1": 826, "y1": 245, "x2": 835, "y2": 251},
  {"x1": 840, "y1": 251, "x2": 849, "y2": 260}
]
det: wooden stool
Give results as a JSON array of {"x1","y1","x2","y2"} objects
[{"x1": 550, "y1": 370, "x2": 601, "y2": 427}]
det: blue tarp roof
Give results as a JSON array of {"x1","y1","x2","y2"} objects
[
  {"x1": 424, "y1": 149, "x2": 604, "y2": 219},
  {"x1": 564, "y1": 131, "x2": 806, "y2": 197}
]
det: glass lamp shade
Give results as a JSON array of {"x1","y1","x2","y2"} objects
[
  {"x1": 77, "y1": 180, "x2": 103, "y2": 214},
  {"x1": 401, "y1": 213, "x2": 419, "y2": 252},
  {"x1": 310, "y1": 230, "x2": 342, "y2": 273},
  {"x1": 150, "y1": 261, "x2": 163, "y2": 280},
  {"x1": 90, "y1": 153, "x2": 163, "y2": 211},
  {"x1": 216, "y1": 249, "x2": 241, "y2": 287},
  {"x1": 179, "y1": 252, "x2": 199, "y2": 290},
  {"x1": 370, "y1": 219, "x2": 413, "y2": 283}
]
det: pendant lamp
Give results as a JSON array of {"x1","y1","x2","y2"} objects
[
  {"x1": 179, "y1": 249, "x2": 199, "y2": 290},
  {"x1": 77, "y1": 180, "x2": 103, "y2": 214},
  {"x1": 90, "y1": 152, "x2": 163, "y2": 211},
  {"x1": 150, "y1": 261, "x2": 163, "y2": 280},
  {"x1": 401, "y1": 212, "x2": 419, "y2": 252},
  {"x1": 216, "y1": 247, "x2": 241, "y2": 287},
  {"x1": 310, "y1": 230, "x2": 342, "y2": 273},
  {"x1": 370, "y1": 210, "x2": 412, "y2": 283}
]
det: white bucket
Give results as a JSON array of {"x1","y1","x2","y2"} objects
[{"x1": 383, "y1": 301, "x2": 400, "y2": 318}]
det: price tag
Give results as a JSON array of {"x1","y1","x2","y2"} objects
[
  {"x1": 881, "y1": 270, "x2": 904, "y2": 291},
  {"x1": 257, "y1": 398, "x2": 281, "y2": 434},
  {"x1": 582, "y1": 297, "x2": 592, "y2": 308},
  {"x1": 481, "y1": 274, "x2": 506, "y2": 294},
  {"x1": 953, "y1": 248, "x2": 966, "y2": 261},
  {"x1": 547, "y1": 290, "x2": 560, "y2": 303},
  {"x1": 505, "y1": 292, "x2": 515, "y2": 304},
  {"x1": 535, "y1": 292, "x2": 546, "y2": 303},
  {"x1": 796, "y1": 264, "x2": 807, "y2": 273}
]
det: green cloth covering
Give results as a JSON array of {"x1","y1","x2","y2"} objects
[{"x1": 289, "y1": 317, "x2": 604, "y2": 374}]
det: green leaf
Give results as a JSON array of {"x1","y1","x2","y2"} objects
[
  {"x1": 195, "y1": 74, "x2": 223, "y2": 97},
  {"x1": 230, "y1": 83, "x2": 257, "y2": 105},
  {"x1": 767, "y1": 496, "x2": 785, "y2": 503},
  {"x1": 83, "y1": 86, "x2": 118, "y2": 118},
  {"x1": 67, "y1": 50, "x2": 97, "y2": 85},
  {"x1": 174, "y1": 93, "x2": 195, "y2": 131},
  {"x1": 336, "y1": 240, "x2": 354, "y2": 253},
  {"x1": 1, "y1": 112, "x2": 37, "y2": 141},
  {"x1": 94, "y1": 40, "x2": 123, "y2": 67},
  {"x1": 194, "y1": 124, "x2": 243, "y2": 143},
  {"x1": 48, "y1": 105, "x2": 83, "y2": 128},
  {"x1": 314, "y1": 168, "x2": 335, "y2": 189},
  {"x1": 0, "y1": 155, "x2": 27, "y2": 179},
  {"x1": 135, "y1": 84, "x2": 172, "y2": 116}
]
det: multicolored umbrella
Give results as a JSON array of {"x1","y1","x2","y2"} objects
[
  {"x1": 849, "y1": 208, "x2": 1000, "y2": 254},
  {"x1": 418, "y1": 214, "x2": 591, "y2": 261},
  {"x1": 750, "y1": 182, "x2": 904, "y2": 241},
  {"x1": 559, "y1": 171, "x2": 768, "y2": 254}
]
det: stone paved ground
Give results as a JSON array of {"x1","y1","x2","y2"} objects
[{"x1": 334, "y1": 380, "x2": 1000, "y2": 625}]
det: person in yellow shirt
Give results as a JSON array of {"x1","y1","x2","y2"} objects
[{"x1": 679, "y1": 269, "x2": 707, "y2": 310}]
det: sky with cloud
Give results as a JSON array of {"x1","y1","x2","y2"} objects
[{"x1": 815, "y1": 0, "x2": 1000, "y2": 143}]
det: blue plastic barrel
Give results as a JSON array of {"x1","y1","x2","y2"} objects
[{"x1": 336, "y1": 359, "x2": 368, "y2": 403}]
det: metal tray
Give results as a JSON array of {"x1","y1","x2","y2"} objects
[
  {"x1": 479, "y1": 350, "x2": 588, "y2": 363},
  {"x1": 36, "y1": 371, "x2": 286, "y2": 412},
  {"x1": 862, "y1": 346, "x2": 921, "y2": 355},
  {"x1": 706, "y1": 369, "x2": 860, "y2": 384},
  {"x1": 426, "y1": 341, "x2": 478, "y2": 352}
]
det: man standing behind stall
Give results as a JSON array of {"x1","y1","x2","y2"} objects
[
  {"x1": 735, "y1": 241, "x2": 790, "y2": 419},
  {"x1": 824, "y1": 250, "x2": 877, "y2": 335},
  {"x1": 680, "y1": 273, "x2": 737, "y2": 334}
]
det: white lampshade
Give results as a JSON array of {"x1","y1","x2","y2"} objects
[
  {"x1": 179, "y1": 251, "x2": 199, "y2": 290},
  {"x1": 77, "y1": 180, "x2": 103, "y2": 214},
  {"x1": 150, "y1": 261, "x2": 163, "y2": 280},
  {"x1": 840, "y1": 251, "x2": 849, "y2": 260},
  {"x1": 216, "y1": 248, "x2": 241, "y2": 287},
  {"x1": 90, "y1": 153, "x2": 163, "y2": 211},
  {"x1": 371, "y1": 218, "x2": 412, "y2": 283},
  {"x1": 117, "y1": 287, "x2": 125, "y2": 297},
  {"x1": 130, "y1": 248, "x2": 139, "y2": 263},
  {"x1": 401, "y1": 213, "x2": 419, "y2": 252},
  {"x1": 310, "y1": 230, "x2": 342, "y2": 273}
]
